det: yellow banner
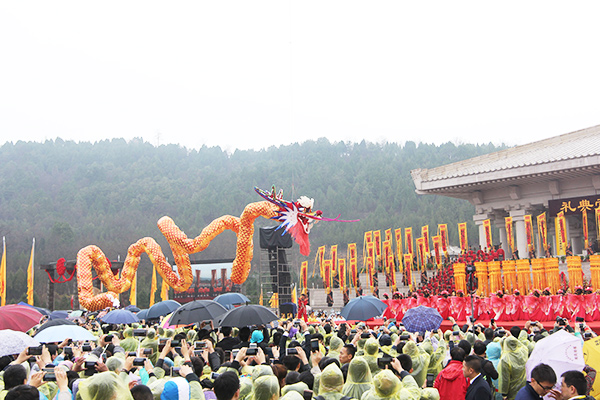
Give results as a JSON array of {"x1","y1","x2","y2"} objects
[
  {"x1": 161, "y1": 278, "x2": 169, "y2": 301},
  {"x1": 300, "y1": 261, "x2": 308, "y2": 292},
  {"x1": 537, "y1": 212, "x2": 548, "y2": 251},
  {"x1": 331, "y1": 245, "x2": 338, "y2": 277},
  {"x1": 505, "y1": 217, "x2": 514, "y2": 253},
  {"x1": 524, "y1": 215, "x2": 534, "y2": 252},
  {"x1": 385, "y1": 229, "x2": 392, "y2": 244},
  {"x1": 556, "y1": 211, "x2": 568, "y2": 255},
  {"x1": 27, "y1": 238, "x2": 35, "y2": 305},
  {"x1": 421, "y1": 225, "x2": 430, "y2": 255},
  {"x1": 416, "y1": 237, "x2": 425, "y2": 270},
  {"x1": 338, "y1": 258, "x2": 346, "y2": 291},
  {"x1": 438, "y1": 224, "x2": 449, "y2": 254},
  {"x1": 432, "y1": 235, "x2": 441, "y2": 267},
  {"x1": 405, "y1": 228, "x2": 413, "y2": 256},
  {"x1": 458, "y1": 223, "x2": 468, "y2": 252},
  {"x1": 583, "y1": 210, "x2": 589, "y2": 249},
  {"x1": 394, "y1": 228, "x2": 403, "y2": 259},
  {"x1": 483, "y1": 219, "x2": 492, "y2": 249},
  {"x1": 373, "y1": 230, "x2": 382, "y2": 259}
]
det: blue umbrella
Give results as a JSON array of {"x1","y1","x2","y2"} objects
[
  {"x1": 136, "y1": 309, "x2": 149, "y2": 320},
  {"x1": 34, "y1": 325, "x2": 96, "y2": 342},
  {"x1": 401, "y1": 306, "x2": 443, "y2": 333},
  {"x1": 340, "y1": 296, "x2": 387, "y2": 321},
  {"x1": 146, "y1": 300, "x2": 181, "y2": 320},
  {"x1": 125, "y1": 305, "x2": 141, "y2": 313},
  {"x1": 101, "y1": 309, "x2": 139, "y2": 325},
  {"x1": 49, "y1": 310, "x2": 69, "y2": 320},
  {"x1": 18, "y1": 302, "x2": 51, "y2": 316},
  {"x1": 213, "y1": 293, "x2": 249, "y2": 308}
]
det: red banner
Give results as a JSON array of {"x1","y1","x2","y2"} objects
[
  {"x1": 338, "y1": 258, "x2": 346, "y2": 291},
  {"x1": 438, "y1": 224, "x2": 449, "y2": 254},
  {"x1": 505, "y1": 216, "x2": 514, "y2": 253}
]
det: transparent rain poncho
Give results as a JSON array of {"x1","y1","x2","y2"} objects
[
  {"x1": 318, "y1": 364, "x2": 346, "y2": 400},
  {"x1": 498, "y1": 336, "x2": 528, "y2": 400},
  {"x1": 342, "y1": 357, "x2": 373, "y2": 400},
  {"x1": 361, "y1": 370, "x2": 401, "y2": 400},
  {"x1": 239, "y1": 377, "x2": 254, "y2": 400},
  {"x1": 140, "y1": 328, "x2": 159, "y2": 364},
  {"x1": 420, "y1": 387, "x2": 440, "y2": 400},
  {"x1": 120, "y1": 328, "x2": 139, "y2": 353},
  {"x1": 252, "y1": 364, "x2": 275, "y2": 382},
  {"x1": 281, "y1": 390, "x2": 305, "y2": 400},
  {"x1": 328, "y1": 336, "x2": 344, "y2": 360},
  {"x1": 282, "y1": 382, "x2": 309, "y2": 397},
  {"x1": 402, "y1": 341, "x2": 430, "y2": 388},
  {"x1": 362, "y1": 338, "x2": 381, "y2": 376},
  {"x1": 75, "y1": 371, "x2": 133, "y2": 400},
  {"x1": 253, "y1": 375, "x2": 281, "y2": 400}
]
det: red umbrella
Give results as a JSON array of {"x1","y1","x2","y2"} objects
[{"x1": 0, "y1": 305, "x2": 43, "y2": 332}]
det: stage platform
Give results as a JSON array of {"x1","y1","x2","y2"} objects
[{"x1": 332, "y1": 319, "x2": 600, "y2": 335}]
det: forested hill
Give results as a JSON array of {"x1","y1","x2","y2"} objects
[{"x1": 0, "y1": 138, "x2": 505, "y2": 308}]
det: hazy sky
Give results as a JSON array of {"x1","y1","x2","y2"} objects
[{"x1": 1, "y1": 1, "x2": 599, "y2": 152}]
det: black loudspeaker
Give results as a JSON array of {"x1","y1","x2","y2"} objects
[{"x1": 259, "y1": 227, "x2": 293, "y2": 249}]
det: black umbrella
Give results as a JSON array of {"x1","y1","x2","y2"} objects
[
  {"x1": 340, "y1": 296, "x2": 387, "y2": 321},
  {"x1": 35, "y1": 319, "x2": 77, "y2": 335},
  {"x1": 146, "y1": 300, "x2": 181, "y2": 320},
  {"x1": 217, "y1": 304, "x2": 278, "y2": 327},
  {"x1": 168, "y1": 300, "x2": 228, "y2": 326}
]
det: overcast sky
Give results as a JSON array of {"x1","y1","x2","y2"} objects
[{"x1": 1, "y1": 1, "x2": 599, "y2": 152}]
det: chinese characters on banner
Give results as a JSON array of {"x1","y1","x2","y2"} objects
[
  {"x1": 483, "y1": 219, "x2": 492, "y2": 249},
  {"x1": 505, "y1": 216, "x2": 514, "y2": 253},
  {"x1": 524, "y1": 215, "x2": 534, "y2": 253},
  {"x1": 458, "y1": 222, "x2": 468, "y2": 252}
]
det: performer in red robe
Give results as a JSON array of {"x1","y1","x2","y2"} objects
[
  {"x1": 298, "y1": 293, "x2": 308, "y2": 322},
  {"x1": 523, "y1": 290, "x2": 544, "y2": 322},
  {"x1": 436, "y1": 291, "x2": 450, "y2": 320},
  {"x1": 450, "y1": 290, "x2": 468, "y2": 321},
  {"x1": 489, "y1": 291, "x2": 509, "y2": 321}
]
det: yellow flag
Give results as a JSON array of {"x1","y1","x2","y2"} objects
[
  {"x1": 149, "y1": 268, "x2": 157, "y2": 307},
  {"x1": 259, "y1": 287, "x2": 263, "y2": 306},
  {"x1": 160, "y1": 278, "x2": 169, "y2": 301},
  {"x1": 1, "y1": 237, "x2": 6, "y2": 306},
  {"x1": 291, "y1": 285, "x2": 297, "y2": 304},
  {"x1": 27, "y1": 238, "x2": 35, "y2": 305},
  {"x1": 129, "y1": 272, "x2": 137, "y2": 306}
]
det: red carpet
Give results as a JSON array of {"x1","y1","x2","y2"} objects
[{"x1": 332, "y1": 319, "x2": 600, "y2": 334}]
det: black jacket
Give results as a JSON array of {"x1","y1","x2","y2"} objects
[{"x1": 465, "y1": 374, "x2": 492, "y2": 400}]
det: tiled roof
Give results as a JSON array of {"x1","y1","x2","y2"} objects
[{"x1": 414, "y1": 124, "x2": 600, "y2": 183}]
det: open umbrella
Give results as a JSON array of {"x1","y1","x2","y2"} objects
[
  {"x1": 18, "y1": 302, "x2": 51, "y2": 316},
  {"x1": 584, "y1": 336, "x2": 600, "y2": 398},
  {"x1": 69, "y1": 310, "x2": 85, "y2": 319},
  {"x1": 0, "y1": 329, "x2": 40, "y2": 357},
  {"x1": 341, "y1": 296, "x2": 387, "y2": 321},
  {"x1": 125, "y1": 305, "x2": 141, "y2": 313},
  {"x1": 101, "y1": 309, "x2": 139, "y2": 325},
  {"x1": 217, "y1": 304, "x2": 278, "y2": 327},
  {"x1": 136, "y1": 309, "x2": 149, "y2": 321},
  {"x1": 168, "y1": 300, "x2": 228, "y2": 327},
  {"x1": 147, "y1": 300, "x2": 181, "y2": 320},
  {"x1": 401, "y1": 306, "x2": 443, "y2": 333},
  {"x1": 526, "y1": 329, "x2": 584, "y2": 390},
  {"x1": 49, "y1": 310, "x2": 69, "y2": 320},
  {"x1": 213, "y1": 293, "x2": 250, "y2": 308},
  {"x1": 34, "y1": 325, "x2": 96, "y2": 343},
  {"x1": 35, "y1": 318, "x2": 77, "y2": 335},
  {"x1": 0, "y1": 304, "x2": 43, "y2": 332}
]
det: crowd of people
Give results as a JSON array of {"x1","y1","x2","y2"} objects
[{"x1": 0, "y1": 309, "x2": 597, "y2": 400}]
